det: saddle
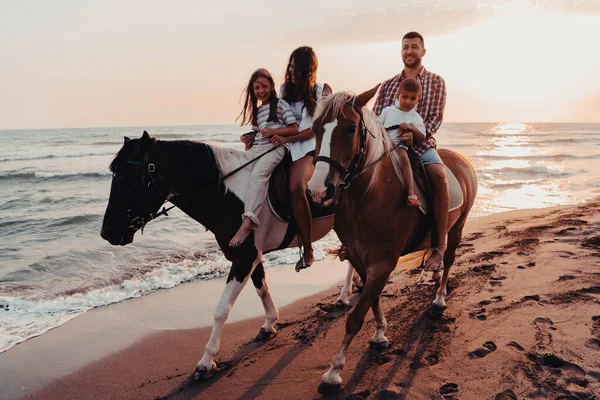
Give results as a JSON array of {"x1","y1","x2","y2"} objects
[{"x1": 268, "y1": 151, "x2": 336, "y2": 250}]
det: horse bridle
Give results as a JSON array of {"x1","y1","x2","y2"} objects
[
  {"x1": 111, "y1": 145, "x2": 177, "y2": 233},
  {"x1": 313, "y1": 104, "x2": 370, "y2": 190}
]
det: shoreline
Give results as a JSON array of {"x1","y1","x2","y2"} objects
[
  {"x1": 0, "y1": 258, "x2": 348, "y2": 400},
  {"x1": 4, "y1": 199, "x2": 600, "y2": 399}
]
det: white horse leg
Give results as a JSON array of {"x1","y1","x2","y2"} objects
[
  {"x1": 195, "y1": 255, "x2": 261, "y2": 378},
  {"x1": 433, "y1": 267, "x2": 450, "y2": 308},
  {"x1": 320, "y1": 269, "x2": 388, "y2": 395},
  {"x1": 336, "y1": 261, "x2": 355, "y2": 306},
  {"x1": 369, "y1": 297, "x2": 389, "y2": 348},
  {"x1": 255, "y1": 277, "x2": 279, "y2": 340}
]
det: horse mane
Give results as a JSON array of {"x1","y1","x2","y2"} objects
[
  {"x1": 208, "y1": 144, "x2": 255, "y2": 196},
  {"x1": 314, "y1": 92, "x2": 404, "y2": 192}
]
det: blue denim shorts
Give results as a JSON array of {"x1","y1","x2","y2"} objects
[{"x1": 419, "y1": 148, "x2": 443, "y2": 165}]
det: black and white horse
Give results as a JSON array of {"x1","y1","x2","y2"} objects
[{"x1": 100, "y1": 132, "x2": 356, "y2": 378}]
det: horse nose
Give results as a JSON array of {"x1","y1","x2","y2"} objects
[
  {"x1": 100, "y1": 227, "x2": 111, "y2": 241},
  {"x1": 325, "y1": 183, "x2": 336, "y2": 201}
]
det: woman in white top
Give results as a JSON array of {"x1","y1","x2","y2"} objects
[{"x1": 269, "y1": 47, "x2": 332, "y2": 270}]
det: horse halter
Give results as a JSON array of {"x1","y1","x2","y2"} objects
[{"x1": 313, "y1": 104, "x2": 370, "y2": 190}]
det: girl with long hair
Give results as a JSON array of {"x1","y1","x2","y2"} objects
[
  {"x1": 270, "y1": 47, "x2": 332, "y2": 270},
  {"x1": 229, "y1": 68, "x2": 298, "y2": 248}
]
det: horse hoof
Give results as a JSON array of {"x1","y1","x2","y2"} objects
[
  {"x1": 193, "y1": 365, "x2": 215, "y2": 381},
  {"x1": 335, "y1": 299, "x2": 350, "y2": 308},
  {"x1": 318, "y1": 381, "x2": 342, "y2": 396},
  {"x1": 255, "y1": 327, "x2": 277, "y2": 341},
  {"x1": 369, "y1": 340, "x2": 390, "y2": 350}
]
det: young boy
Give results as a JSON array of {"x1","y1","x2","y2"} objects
[{"x1": 378, "y1": 78, "x2": 425, "y2": 207}]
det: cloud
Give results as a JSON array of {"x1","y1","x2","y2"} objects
[
  {"x1": 283, "y1": 4, "x2": 496, "y2": 46},
  {"x1": 538, "y1": 0, "x2": 600, "y2": 15}
]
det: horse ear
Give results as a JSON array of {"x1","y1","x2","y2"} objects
[
  {"x1": 124, "y1": 136, "x2": 131, "y2": 143},
  {"x1": 355, "y1": 83, "x2": 381, "y2": 108},
  {"x1": 141, "y1": 131, "x2": 150, "y2": 141}
]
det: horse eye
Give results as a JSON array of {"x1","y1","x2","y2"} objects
[{"x1": 344, "y1": 125, "x2": 357, "y2": 136}]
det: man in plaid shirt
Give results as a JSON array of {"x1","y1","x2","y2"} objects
[{"x1": 373, "y1": 31, "x2": 449, "y2": 272}]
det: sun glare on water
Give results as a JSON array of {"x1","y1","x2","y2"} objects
[{"x1": 476, "y1": 122, "x2": 580, "y2": 213}]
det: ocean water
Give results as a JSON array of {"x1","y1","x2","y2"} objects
[{"x1": 1, "y1": 123, "x2": 599, "y2": 353}]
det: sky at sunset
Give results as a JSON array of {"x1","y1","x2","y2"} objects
[{"x1": 2, "y1": 0, "x2": 600, "y2": 129}]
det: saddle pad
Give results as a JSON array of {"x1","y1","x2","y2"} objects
[{"x1": 416, "y1": 165, "x2": 463, "y2": 215}]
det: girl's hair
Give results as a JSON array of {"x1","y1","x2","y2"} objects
[
  {"x1": 237, "y1": 68, "x2": 279, "y2": 127},
  {"x1": 282, "y1": 46, "x2": 319, "y2": 117}
]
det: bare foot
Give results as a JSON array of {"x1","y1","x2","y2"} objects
[
  {"x1": 229, "y1": 219, "x2": 252, "y2": 248},
  {"x1": 424, "y1": 248, "x2": 443, "y2": 272}
]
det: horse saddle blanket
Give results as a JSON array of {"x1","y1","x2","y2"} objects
[
  {"x1": 411, "y1": 159, "x2": 464, "y2": 215},
  {"x1": 268, "y1": 152, "x2": 336, "y2": 223}
]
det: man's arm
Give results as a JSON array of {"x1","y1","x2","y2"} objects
[{"x1": 422, "y1": 75, "x2": 447, "y2": 138}]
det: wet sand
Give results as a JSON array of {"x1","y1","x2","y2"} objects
[{"x1": 12, "y1": 200, "x2": 600, "y2": 399}]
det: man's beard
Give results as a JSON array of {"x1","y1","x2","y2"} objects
[{"x1": 403, "y1": 55, "x2": 421, "y2": 68}]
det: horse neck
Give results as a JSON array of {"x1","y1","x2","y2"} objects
[
  {"x1": 357, "y1": 111, "x2": 407, "y2": 195},
  {"x1": 155, "y1": 140, "x2": 225, "y2": 231}
]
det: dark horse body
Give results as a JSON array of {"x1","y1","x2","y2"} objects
[
  {"x1": 307, "y1": 88, "x2": 478, "y2": 393},
  {"x1": 100, "y1": 134, "x2": 334, "y2": 378}
]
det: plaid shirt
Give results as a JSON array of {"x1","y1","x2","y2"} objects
[{"x1": 372, "y1": 67, "x2": 446, "y2": 157}]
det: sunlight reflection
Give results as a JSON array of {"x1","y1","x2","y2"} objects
[{"x1": 471, "y1": 122, "x2": 585, "y2": 216}]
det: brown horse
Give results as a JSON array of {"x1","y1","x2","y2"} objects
[{"x1": 307, "y1": 87, "x2": 477, "y2": 394}]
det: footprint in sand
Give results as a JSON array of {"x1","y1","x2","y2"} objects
[
  {"x1": 506, "y1": 341, "x2": 525, "y2": 352},
  {"x1": 558, "y1": 275, "x2": 577, "y2": 281},
  {"x1": 468, "y1": 341, "x2": 497, "y2": 359},
  {"x1": 478, "y1": 296, "x2": 503, "y2": 307},
  {"x1": 439, "y1": 382, "x2": 459, "y2": 397},
  {"x1": 470, "y1": 308, "x2": 488, "y2": 321},
  {"x1": 523, "y1": 294, "x2": 541, "y2": 302},
  {"x1": 585, "y1": 315, "x2": 600, "y2": 351},
  {"x1": 424, "y1": 352, "x2": 440, "y2": 366},
  {"x1": 494, "y1": 389, "x2": 517, "y2": 400}
]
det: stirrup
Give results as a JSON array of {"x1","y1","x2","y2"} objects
[{"x1": 295, "y1": 257, "x2": 312, "y2": 272}]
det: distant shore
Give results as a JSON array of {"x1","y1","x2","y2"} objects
[{"x1": 6, "y1": 199, "x2": 600, "y2": 399}]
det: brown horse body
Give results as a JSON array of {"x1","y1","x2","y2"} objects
[{"x1": 307, "y1": 88, "x2": 477, "y2": 394}]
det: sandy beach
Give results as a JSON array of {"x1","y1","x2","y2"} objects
[{"x1": 7, "y1": 199, "x2": 600, "y2": 399}]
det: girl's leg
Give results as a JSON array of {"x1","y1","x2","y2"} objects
[
  {"x1": 230, "y1": 147, "x2": 285, "y2": 248},
  {"x1": 398, "y1": 148, "x2": 420, "y2": 207},
  {"x1": 289, "y1": 154, "x2": 315, "y2": 269},
  {"x1": 229, "y1": 216, "x2": 252, "y2": 247}
]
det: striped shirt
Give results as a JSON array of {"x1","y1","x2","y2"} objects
[
  {"x1": 252, "y1": 99, "x2": 297, "y2": 147},
  {"x1": 372, "y1": 67, "x2": 446, "y2": 156}
]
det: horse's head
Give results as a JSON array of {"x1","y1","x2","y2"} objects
[
  {"x1": 308, "y1": 84, "x2": 380, "y2": 206},
  {"x1": 101, "y1": 131, "x2": 170, "y2": 245}
]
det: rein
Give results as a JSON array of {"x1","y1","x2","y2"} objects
[
  {"x1": 221, "y1": 139, "x2": 282, "y2": 181},
  {"x1": 120, "y1": 133, "x2": 281, "y2": 232}
]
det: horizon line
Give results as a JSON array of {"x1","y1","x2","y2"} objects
[{"x1": 2, "y1": 121, "x2": 600, "y2": 132}]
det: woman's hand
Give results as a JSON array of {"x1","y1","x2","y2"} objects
[
  {"x1": 240, "y1": 133, "x2": 256, "y2": 150},
  {"x1": 399, "y1": 131, "x2": 413, "y2": 146},
  {"x1": 261, "y1": 128, "x2": 275, "y2": 138},
  {"x1": 269, "y1": 135, "x2": 288, "y2": 146}
]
